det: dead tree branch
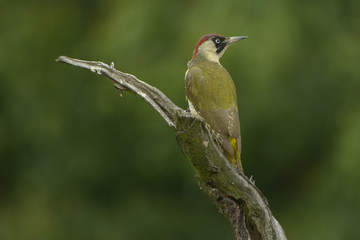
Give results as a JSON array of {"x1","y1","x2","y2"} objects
[{"x1": 56, "y1": 56, "x2": 287, "y2": 240}]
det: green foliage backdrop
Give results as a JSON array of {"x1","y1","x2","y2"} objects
[{"x1": 0, "y1": 0, "x2": 359, "y2": 239}]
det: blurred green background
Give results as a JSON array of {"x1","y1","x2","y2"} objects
[{"x1": 1, "y1": 0, "x2": 359, "y2": 239}]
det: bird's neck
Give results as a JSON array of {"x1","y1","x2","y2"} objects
[
  {"x1": 193, "y1": 50, "x2": 221, "y2": 64},
  {"x1": 188, "y1": 53, "x2": 222, "y2": 67}
]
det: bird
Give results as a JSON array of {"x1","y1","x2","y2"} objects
[{"x1": 185, "y1": 33, "x2": 247, "y2": 173}]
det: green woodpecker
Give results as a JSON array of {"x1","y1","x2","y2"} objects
[{"x1": 185, "y1": 33, "x2": 247, "y2": 173}]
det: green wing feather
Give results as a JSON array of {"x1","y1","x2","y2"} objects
[{"x1": 185, "y1": 61, "x2": 242, "y2": 169}]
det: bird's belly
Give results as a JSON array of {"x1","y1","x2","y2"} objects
[{"x1": 187, "y1": 99, "x2": 204, "y2": 120}]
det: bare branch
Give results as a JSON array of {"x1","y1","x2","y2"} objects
[
  {"x1": 56, "y1": 56, "x2": 185, "y2": 129},
  {"x1": 57, "y1": 56, "x2": 287, "y2": 240}
]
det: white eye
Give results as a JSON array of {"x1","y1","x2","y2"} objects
[{"x1": 215, "y1": 38, "x2": 221, "y2": 44}]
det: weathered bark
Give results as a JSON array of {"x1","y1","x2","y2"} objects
[{"x1": 57, "y1": 56, "x2": 287, "y2": 240}]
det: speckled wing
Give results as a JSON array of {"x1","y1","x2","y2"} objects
[{"x1": 185, "y1": 65, "x2": 241, "y2": 157}]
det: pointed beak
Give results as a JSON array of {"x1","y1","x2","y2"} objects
[{"x1": 225, "y1": 36, "x2": 248, "y2": 45}]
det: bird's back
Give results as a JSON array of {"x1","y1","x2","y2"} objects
[{"x1": 185, "y1": 60, "x2": 242, "y2": 171}]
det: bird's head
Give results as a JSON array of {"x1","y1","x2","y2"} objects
[{"x1": 192, "y1": 34, "x2": 247, "y2": 63}]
